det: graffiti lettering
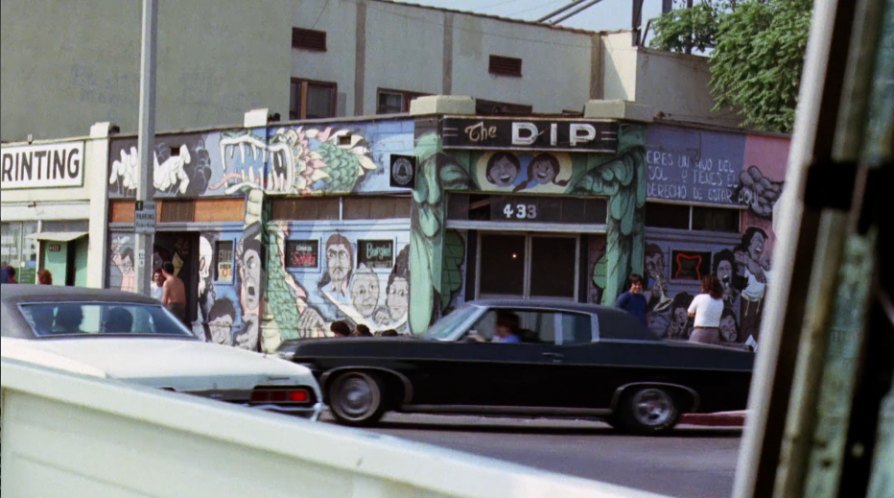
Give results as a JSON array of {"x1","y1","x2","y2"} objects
[
  {"x1": 648, "y1": 165, "x2": 668, "y2": 181},
  {"x1": 365, "y1": 242, "x2": 392, "y2": 260},
  {"x1": 647, "y1": 182, "x2": 688, "y2": 200},
  {"x1": 464, "y1": 121, "x2": 498, "y2": 143}
]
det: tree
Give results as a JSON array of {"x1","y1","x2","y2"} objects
[{"x1": 650, "y1": 0, "x2": 813, "y2": 133}]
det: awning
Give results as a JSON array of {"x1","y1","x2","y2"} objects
[{"x1": 25, "y1": 231, "x2": 88, "y2": 242}]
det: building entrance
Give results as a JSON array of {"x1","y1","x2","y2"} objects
[
  {"x1": 153, "y1": 233, "x2": 199, "y2": 332},
  {"x1": 476, "y1": 233, "x2": 578, "y2": 301}
]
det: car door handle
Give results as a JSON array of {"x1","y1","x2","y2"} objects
[{"x1": 541, "y1": 352, "x2": 564, "y2": 360}]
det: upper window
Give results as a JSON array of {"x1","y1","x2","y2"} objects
[
  {"x1": 376, "y1": 89, "x2": 428, "y2": 114},
  {"x1": 292, "y1": 28, "x2": 326, "y2": 51},
  {"x1": 270, "y1": 196, "x2": 411, "y2": 221},
  {"x1": 475, "y1": 99, "x2": 532, "y2": 116},
  {"x1": 290, "y1": 79, "x2": 337, "y2": 120},
  {"x1": 645, "y1": 202, "x2": 740, "y2": 233},
  {"x1": 489, "y1": 55, "x2": 522, "y2": 77}
]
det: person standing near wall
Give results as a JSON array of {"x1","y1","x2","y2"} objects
[
  {"x1": 614, "y1": 274, "x2": 648, "y2": 327},
  {"x1": 687, "y1": 275, "x2": 725, "y2": 345},
  {"x1": 37, "y1": 269, "x2": 53, "y2": 285},
  {"x1": 161, "y1": 261, "x2": 188, "y2": 325}
]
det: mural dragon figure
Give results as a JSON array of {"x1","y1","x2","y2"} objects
[
  {"x1": 218, "y1": 127, "x2": 377, "y2": 195},
  {"x1": 408, "y1": 132, "x2": 471, "y2": 334},
  {"x1": 568, "y1": 124, "x2": 647, "y2": 303}
]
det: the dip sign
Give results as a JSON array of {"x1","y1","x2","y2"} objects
[
  {"x1": 1, "y1": 142, "x2": 85, "y2": 189},
  {"x1": 442, "y1": 118, "x2": 618, "y2": 153}
]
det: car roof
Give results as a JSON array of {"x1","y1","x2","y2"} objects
[
  {"x1": 468, "y1": 299, "x2": 621, "y2": 316},
  {"x1": 1, "y1": 284, "x2": 160, "y2": 305}
]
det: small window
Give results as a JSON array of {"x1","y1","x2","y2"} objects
[
  {"x1": 475, "y1": 99, "x2": 532, "y2": 116},
  {"x1": 290, "y1": 79, "x2": 337, "y2": 120},
  {"x1": 645, "y1": 202, "x2": 689, "y2": 229},
  {"x1": 489, "y1": 55, "x2": 522, "y2": 77},
  {"x1": 376, "y1": 89, "x2": 428, "y2": 114},
  {"x1": 692, "y1": 206, "x2": 740, "y2": 232},
  {"x1": 285, "y1": 240, "x2": 319, "y2": 269},
  {"x1": 270, "y1": 197, "x2": 340, "y2": 220},
  {"x1": 343, "y1": 196, "x2": 411, "y2": 219},
  {"x1": 292, "y1": 28, "x2": 327, "y2": 51},
  {"x1": 356, "y1": 239, "x2": 393, "y2": 269},
  {"x1": 159, "y1": 200, "x2": 195, "y2": 223},
  {"x1": 215, "y1": 240, "x2": 234, "y2": 283}
]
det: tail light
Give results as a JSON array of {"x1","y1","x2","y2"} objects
[{"x1": 250, "y1": 387, "x2": 314, "y2": 405}]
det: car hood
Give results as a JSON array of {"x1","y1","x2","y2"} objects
[{"x1": 1, "y1": 336, "x2": 317, "y2": 393}]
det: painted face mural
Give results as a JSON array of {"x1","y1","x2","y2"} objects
[
  {"x1": 486, "y1": 153, "x2": 520, "y2": 187},
  {"x1": 350, "y1": 265, "x2": 380, "y2": 318},
  {"x1": 320, "y1": 233, "x2": 354, "y2": 304},
  {"x1": 720, "y1": 311, "x2": 739, "y2": 343},
  {"x1": 386, "y1": 277, "x2": 409, "y2": 321},
  {"x1": 240, "y1": 245, "x2": 261, "y2": 311},
  {"x1": 208, "y1": 299, "x2": 236, "y2": 346}
]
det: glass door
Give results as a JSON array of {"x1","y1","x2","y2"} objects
[{"x1": 477, "y1": 233, "x2": 578, "y2": 300}]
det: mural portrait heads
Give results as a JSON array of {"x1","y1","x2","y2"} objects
[
  {"x1": 322, "y1": 233, "x2": 353, "y2": 290},
  {"x1": 740, "y1": 227, "x2": 768, "y2": 262},
  {"x1": 668, "y1": 292, "x2": 693, "y2": 339},
  {"x1": 386, "y1": 246, "x2": 410, "y2": 321},
  {"x1": 238, "y1": 222, "x2": 262, "y2": 313},
  {"x1": 720, "y1": 308, "x2": 739, "y2": 343},
  {"x1": 644, "y1": 243, "x2": 665, "y2": 278},
  {"x1": 713, "y1": 249, "x2": 735, "y2": 285},
  {"x1": 208, "y1": 299, "x2": 236, "y2": 345},
  {"x1": 485, "y1": 152, "x2": 520, "y2": 187},
  {"x1": 350, "y1": 264, "x2": 380, "y2": 318},
  {"x1": 121, "y1": 247, "x2": 135, "y2": 274},
  {"x1": 198, "y1": 236, "x2": 213, "y2": 295}
]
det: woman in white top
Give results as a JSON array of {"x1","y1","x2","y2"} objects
[{"x1": 687, "y1": 275, "x2": 725, "y2": 345}]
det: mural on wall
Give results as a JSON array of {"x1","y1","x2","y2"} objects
[
  {"x1": 261, "y1": 223, "x2": 413, "y2": 352},
  {"x1": 407, "y1": 123, "x2": 645, "y2": 334},
  {"x1": 643, "y1": 131, "x2": 788, "y2": 346},
  {"x1": 475, "y1": 151, "x2": 572, "y2": 193},
  {"x1": 569, "y1": 125, "x2": 647, "y2": 304},
  {"x1": 108, "y1": 120, "x2": 415, "y2": 199},
  {"x1": 409, "y1": 129, "x2": 475, "y2": 333},
  {"x1": 109, "y1": 234, "x2": 136, "y2": 292}
]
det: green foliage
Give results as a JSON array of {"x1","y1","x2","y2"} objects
[
  {"x1": 650, "y1": 0, "x2": 812, "y2": 133},
  {"x1": 650, "y1": 2, "x2": 721, "y2": 53}
]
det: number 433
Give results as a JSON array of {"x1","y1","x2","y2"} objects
[{"x1": 503, "y1": 203, "x2": 538, "y2": 219}]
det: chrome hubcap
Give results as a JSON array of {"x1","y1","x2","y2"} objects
[
  {"x1": 632, "y1": 388, "x2": 673, "y2": 426},
  {"x1": 337, "y1": 376, "x2": 374, "y2": 418}
]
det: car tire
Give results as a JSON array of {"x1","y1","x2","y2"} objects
[
  {"x1": 614, "y1": 386, "x2": 681, "y2": 435},
  {"x1": 328, "y1": 371, "x2": 386, "y2": 426}
]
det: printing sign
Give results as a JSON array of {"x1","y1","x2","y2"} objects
[{"x1": 1, "y1": 142, "x2": 85, "y2": 189}]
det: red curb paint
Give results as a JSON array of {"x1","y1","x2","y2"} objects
[{"x1": 681, "y1": 411, "x2": 747, "y2": 427}]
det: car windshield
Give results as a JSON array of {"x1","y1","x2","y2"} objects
[
  {"x1": 423, "y1": 304, "x2": 480, "y2": 340},
  {"x1": 19, "y1": 302, "x2": 194, "y2": 338}
]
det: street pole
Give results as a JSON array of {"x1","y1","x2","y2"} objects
[{"x1": 134, "y1": 0, "x2": 157, "y2": 296}]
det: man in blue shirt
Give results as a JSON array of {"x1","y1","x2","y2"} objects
[
  {"x1": 493, "y1": 312, "x2": 522, "y2": 343},
  {"x1": 615, "y1": 274, "x2": 648, "y2": 326}
]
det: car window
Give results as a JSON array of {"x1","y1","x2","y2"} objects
[
  {"x1": 469, "y1": 309, "x2": 590, "y2": 344},
  {"x1": 19, "y1": 302, "x2": 193, "y2": 338},
  {"x1": 596, "y1": 309, "x2": 660, "y2": 341}
]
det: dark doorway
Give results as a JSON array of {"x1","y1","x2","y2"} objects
[{"x1": 153, "y1": 233, "x2": 199, "y2": 333}]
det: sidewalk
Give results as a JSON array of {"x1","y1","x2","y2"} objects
[{"x1": 680, "y1": 411, "x2": 748, "y2": 427}]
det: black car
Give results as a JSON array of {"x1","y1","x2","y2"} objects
[{"x1": 278, "y1": 300, "x2": 754, "y2": 433}]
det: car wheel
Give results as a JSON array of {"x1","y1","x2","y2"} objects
[
  {"x1": 615, "y1": 386, "x2": 681, "y2": 434},
  {"x1": 328, "y1": 371, "x2": 385, "y2": 426}
]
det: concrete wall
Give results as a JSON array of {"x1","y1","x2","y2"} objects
[
  {"x1": 601, "y1": 32, "x2": 638, "y2": 102},
  {"x1": 635, "y1": 48, "x2": 740, "y2": 128},
  {"x1": 0, "y1": 0, "x2": 291, "y2": 142},
  {"x1": 1, "y1": 357, "x2": 666, "y2": 498}
]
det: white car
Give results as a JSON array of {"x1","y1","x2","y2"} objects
[{"x1": 1, "y1": 284, "x2": 324, "y2": 420}]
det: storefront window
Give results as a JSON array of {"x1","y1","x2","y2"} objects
[
  {"x1": 1, "y1": 221, "x2": 38, "y2": 283},
  {"x1": 215, "y1": 240, "x2": 234, "y2": 283},
  {"x1": 479, "y1": 234, "x2": 525, "y2": 296},
  {"x1": 530, "y1": 237, "x2": 576, "y2": 298}
]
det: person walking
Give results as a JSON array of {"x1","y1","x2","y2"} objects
[
  {"x1": 687, "y1": 275, "x2": 725, "y2": 345},
  {"x1": 37, "y1": 269, "x2": 53, "y2": 285},
  {"x1": 614, "y1": 274, "x2": 648, "y2": 327}
]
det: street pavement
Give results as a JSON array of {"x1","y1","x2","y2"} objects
[{"x1": 335, "y1": 413, "x2": 743, "y2": 498}]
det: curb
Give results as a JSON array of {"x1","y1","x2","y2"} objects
[{"x1": 681, "y1": 411, "x2": 747, "y2": 427}]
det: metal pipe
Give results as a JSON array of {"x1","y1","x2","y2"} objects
[{"x1": 550, "y1": 0, "x2": 605, "y2": 25}]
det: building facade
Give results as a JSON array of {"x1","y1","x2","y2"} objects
[
  {"x1": 2, "y1": 0, "x2": 738, "y2": 143},
  {"x1": 92, "y1": 100, "x2": 788, "y2": 352},
  {"x1": 0, "y1": 123, "x2": 113, "y2": 287}
]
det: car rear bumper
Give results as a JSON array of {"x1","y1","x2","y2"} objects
[{"x1": 250, "y1": 401, "x2": 326, "y2": 421}]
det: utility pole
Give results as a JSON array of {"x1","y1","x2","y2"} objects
[{"x1": 134, "y1": 0, "x2": 157, "y2": 296}]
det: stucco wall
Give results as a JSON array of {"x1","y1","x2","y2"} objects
[
  {"x1": 1, "y1": 0, "x2": 291, "y2": 142},
  {"x1": 635, "y1": 48, "x2": 740, "y2": 128},
  {"x1": 601, "y1": 32, "x2": 637, "y2": 102},
  {"x1": 449, "y1": 15, "x2": 592, "y2": 113}
]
